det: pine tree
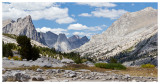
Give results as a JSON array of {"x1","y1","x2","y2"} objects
[{"x1": 16, "y1": 36, "x2": 39, "y2": 61}]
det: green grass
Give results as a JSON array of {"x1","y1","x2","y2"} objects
[
  {"x1": 141, "y1": 64, "x2": 155, "y2": 68},
  {"x1": 105, "y1": 63, "x2": 126, "y2": 70},
  {"x1": 94, "y1": 63, "x2": 107, "y2": 68},
  {"x1": 3, "y1": 33, "x2": 18, "y2": 39},
  {"x1": 95, "y1": 63, "x2": 126, "y2": 70}
]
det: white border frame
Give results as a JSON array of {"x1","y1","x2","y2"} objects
[{"x1": 0, "y1": 0, "x2": 159, "y2": 84}]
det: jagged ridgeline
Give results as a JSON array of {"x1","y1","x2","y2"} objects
[
  {"x1": 3, "y1": 15, "x2": 89, "y2": 52},
  {"x1": 3, "y1": 34, "x2": 83, "y2": 64},
  {"x1": 72, "y1": 7, "x2": 158, "y2": 66},
  {"x1": 2, "y1": 7, "x2": 158, "y2": 67}
]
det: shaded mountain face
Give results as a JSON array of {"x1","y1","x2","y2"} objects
[
  {"x1": 68, "y1": 35, "x2": 89, "y2": 49},
  {"x1": 72, "y1": 7, "x2": 158, "y2": 66},
  {"x1": 3, "y1": 15, "x2": 46, "y2": 45},
  {"x1": 68, "y1": 35, "x2": 81, "y2": 42},
  {"x1": 40, "y1": 32, "x2": 90, "y2": 52},
  {"x1": 43, "y1": 31, "x2": 58, "y2": 48}
]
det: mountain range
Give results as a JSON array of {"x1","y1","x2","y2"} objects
[
  {"x1": 2, "y1": 7, "x2": 158, "y2": 66},
  {"x1": 2, "y1": 16, "x2": 89, "y2": 52},
  {"x1": 71, "y1": 7, "x2": 158, "y2": 66}
]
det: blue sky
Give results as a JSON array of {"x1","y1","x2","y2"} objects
[{"x1": 2, "y1": 2, "x2": 158, "y2": 38}]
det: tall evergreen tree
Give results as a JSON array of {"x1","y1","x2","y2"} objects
[{"x1": 16, "y1": 36, "x2": 39, "y2": 61}]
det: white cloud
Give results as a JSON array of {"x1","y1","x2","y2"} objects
[
  {"x1": 92, "y1": 8, "x2": 127, "y2": 19},
  {"x1": 73, "y1": 32, "x2": 94, "y2": 36},
  {"x1": 36, "y1": 27, "x2": 68, "y2": 35},
  {"x1": 56, "y1": 17, "x2": 75, "y2": 24},
  {"x1": 79, "y1": 13, "x2": 92, "y2": 17},
  {"x1": 68, "y1": 23, "x2": 106, "y2": 31},
  {"x1": 79, "y1": 8, "x2": 127, "y2": 20},
  {"x1": 2, "y1": 2, "x2": 75, "y2": 24},
  {"x1": 9, "y1": 2, "x2": 56, "y2": 11},
  {"x1": 68, "y1": 23, "x2": 88, "y2": 30},
  {"x1": 77, "y1": 2, "x2": 116, "y2": 8}
]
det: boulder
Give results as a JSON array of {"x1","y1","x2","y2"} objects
[
  {"x1": 61, "y1": 59, "x2": 74, "y2": 64},
  {"x1": 69, "y1": 73, "x2": 76, "y2": 78},
  {"x1": 3, "y1": 71, "x2": 30, "y2": 82},
  {"x1": 23, "y1": 59, "x2": 27, "y2": 61},
  {"x1": 29, "y1": 60, "x2": 33, "y2": 62},
  {"x1": 3, "y1": 57, "x2": 8, "y2": 60},
  {"x1": 44, "y1": 64, "x2": 52, "y2": 68},
  {"x1": 124, "y1": 74, "x2": 131, "y2": 79},
  {"x1": 36, "y1": 68, "x2": 43, "y2": 72},
  {"x1": 14, "y1": 72, "x2": 30, "y2": 82},
  {"x1": 2, "y1": 76, "x2": 8, "y2": 82},
  {"x1": 32, "y1": 76, "x2": 44, "y2": 81}
]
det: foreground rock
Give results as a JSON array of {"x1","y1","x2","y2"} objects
[
  {"x1": 3, "y1": 70, "x2": 30, "y2": 82},
  {"x1": 2, "y1": 69, "x2": 157, "y2": 82},
  {"x1": 2, "y1": 56, "x2": 64, "y2": 68}
]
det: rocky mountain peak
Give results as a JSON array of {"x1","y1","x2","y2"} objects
[
  {"x1": 101, "y1": 7, "x2": 157, "y2": 37},
  {"x1": 54, "y1": 33, "x2": 71, "y2": 52},
  {"x1": 73, "y1": 7, "x2": 158, "y2": 64},
  {"x1": 68, "y1": 35, "x2": 80, "y2": 42},
  {"x1": 81, "y1": 36, "x2": 88, "y2": 40},
  {"x1": 142, "y1": 7, "x2": 155, "y2": 11},
  {"x1": 2, "y1": 19, "x2": 15, "y2": 28},
  {"x1": 57, "y1": 33, "x2": 68, "y2": 42},
  {"x1": 3, "y1": 15, "x2": 46, "y2": 45}
]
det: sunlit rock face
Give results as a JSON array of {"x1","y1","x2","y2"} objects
[{"x1": 72, "y1": 7, "x2": 158, "y2": 65}]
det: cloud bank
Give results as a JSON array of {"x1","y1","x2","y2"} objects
[{"x1": 2, "y1": 2, "x2": 75, "y2": 24}]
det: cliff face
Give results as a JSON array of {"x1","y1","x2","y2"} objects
[
  {"x1": 54, "y1": 34, "x2": 72, "y2": 52},
  {"x1": 42, "y1": 31, "x2": 58, "y2": 48},
  {"x1": 41, "y1": 31, "x2": 89, "y2": 52},
  {"x1": 68, "y1": 35, "x2": 89, "y2": 49},
  {"x1": 73, "y1": 7, "x2": 158, "y2": 66},
  {"x1": 3, "y1": 15, "x2": 46, "y2": 45}
]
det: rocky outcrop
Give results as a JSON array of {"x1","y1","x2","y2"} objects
[
  {"x1": 72, "y1": 7, "x2": 158, "y2": 65},
  {"x1": 54, "y1": 34, "x2": 72, "y2": 52},
  {"x1": 41, "y1": 33, "x2": 90, "y2": 52},
  {"x1": 3, "y1": 15, "x2": 46, "y2": 45},
  {"x1": 68, "y1": 35, "x2": 89, "y2": 49},
  {"x1": 42, "y1": 31, "x2": 58, "y2": 48},
  {"x1": 3, "y1": 15, "x2": 89, "y2": 52}
]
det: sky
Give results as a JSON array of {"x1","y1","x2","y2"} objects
[{"x1": 2, "y1": 2, "x2": 158, "y2": 38}]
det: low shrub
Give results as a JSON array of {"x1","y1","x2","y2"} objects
[
  {"x1": 94, "y1": 63, "x2": 107, "y2": 68},
  {"x1": 8, "y1": 56, "x2": 12, "y2": 60},
  {"x1": 95, "y1": 63, "x2": 126, "y2": 70},
  {"x1": 109, "y1": 57, "x2": 117, "y2": 63},
  {"x1": 141, "y1": 64, "x2": 155, "y2": 68},
  {"x1": 105, "y1": 63, "x2": 126, "y2": 70},
  {"x1": 12, "y1": 56, "x2": 22, "y2": 61},
  {"x1": 82, "y1": 59, "x2": 88, "y2": 63}
]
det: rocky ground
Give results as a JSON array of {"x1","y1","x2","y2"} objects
[
  {"x1": 2, "y1": 68, "x2": 158, "y2": 82},
  {"x1": 2, "y1": 57, "x2": 158, "y2": 82}
]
